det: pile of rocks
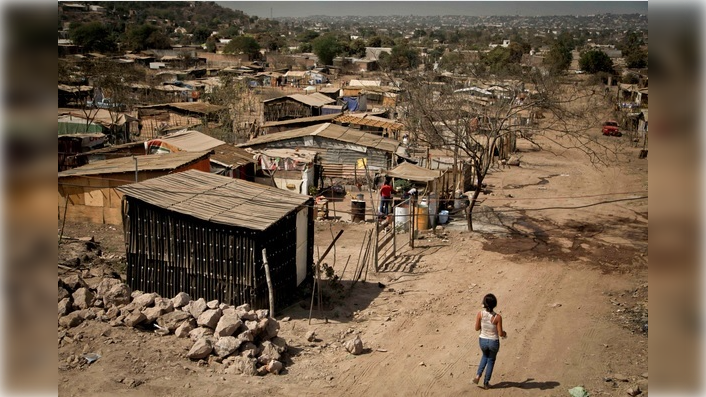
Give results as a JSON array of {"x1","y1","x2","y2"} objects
[{"x1": 58, "y1": 275, "x2": 288, "y2": 376}]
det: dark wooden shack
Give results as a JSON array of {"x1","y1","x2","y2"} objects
[
  {"x1": 263, "y1": 93, "x2": 335, "y2": 122},
  {"x1": 117, "y1": 170, "x2": 314, "y2": 311}
]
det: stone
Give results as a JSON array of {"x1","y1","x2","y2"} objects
[
  {"x1": 175, "y1": 319, "x2": 196, "y2": 338},
  {"x1": 270, "y1": 337, "x2": 288, "y2": 354},
  {"x1": 206, "y1": 300, "x2": 219, "y2": 309},
  {"x1": 305, "y1": 330, "x2": 317, "y2": 342},
  {"x1": 171, "y1": 292, "x2": 191, "y2": 308},
  {"x1": 77, "y1": 309, "x2": 96, "y2": 321},
  {"x1": 627, "y1": 386, "x2": 642, "y2": 396},
  {"x1": 218, "y1": 303, "x2": 230, "y2": 311},
  {"x1": 59, "y1": 298, "x2": 72, "y2": 316},
  {"x1": 71, "y1": 288, "x2": 94, "y2": 310},
  {"x1": 131, "y1": 290, "x2": 144, "y2": 299},
  {"x1": 259, "y1": 341, "x2": 281, "y2": 361},
  {"x1": 222, "y1": 307, "x2": 238, "y2": 317},
  {"x1": 235, "y1": 303, "x2": 251, "y2": 312},
  {"x1": 266, "y1": 360, "x2": 283, "y2": 375},
  {"x1": 240, "y1": 310, "x2": 258, "y2": 321},
  {"x1": 213, "y1": 336, "x2": 242, "y2": 358},
  {"x1": 105, "y1": 306, "x2": 120, "y2": 320},
  {"x1": 240, "y1": 342, "x2": 259, "y2": 358},
  {"x1": 59, "y1": 312, "x2": 84, "y2": 328},
  {"x1": 124, "y1": 311, "x2": 147, "y2": 328},
  {"x1": 189, "y1": 327, "x2": 214, "y2": 342},
  {"x1": 154, "y1": 297, "x2": 174, "y2": 313},
  {"x1": 613, "y1": 374, "x2": 630, "y2": 382},
  {"x1": 255, "y1": 309, "x2": 269, "y2": 320},
  {"x1": 96, "y1": 278, "x2": 122, "y2": 299},
  {"x1": 225, "y1": 356, "x2": 257, "y2": 376},
  {"x1": 237, "y1": 330, "x2": 254, "y2": 343},
  {"x1": 58, "y1": 287, "x2": 70, "y2": 302},
  {"x1": 263, "y1": 318, "x2": 280, "y2": 340},
  {"x1": 142, "y1": 306, "x2": 163, "y2": 323},
  {"x1": 189, "y1": 298, "x2": 208, "y2": 319},
  {"x1": 214, "y1": 315, "x2": 242, "y2": 337},
  {"x1": 93, "y1": 299, "x2": 104, "y2": 308},
  {"x1": 187, "y1": 338, "x2": 213, "y2": 360},
  {"x1": 344, "y1": 335, "x2": 364, "y2": 355},
  {"x1": 157, "y1": 311, "x2": 192, "y2": 332},
  {"x1": 104, "y1": 283, "x2": 131, "y2": 306},
  {"x1": 197, "y1": 309, "x2": 222, "y2": 329},
  {"x1": 245, "y1": 320, "x2": 259, "y2": 335},
  {"x1": 131, "y1": 293, "x2": 157, "y2": 310},
  {"x1": 61, "y1": 275, "x2": 88, "y2": 292},
  {"x1": 281, "y1": 317, "x2": 291, "y2": 322}
]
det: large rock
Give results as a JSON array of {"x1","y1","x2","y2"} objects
[
  {"x1": 105, "y1": 306, "x2": 120, "y2": 320},
  {"x1": 259, "y1": 340, "x2": 282, "y2": 361},
  {"x1": 96, "y1": 278, "x2": 122, "y2": 299},
  {"x1": 61, "y1": 275, "x2": 88, "y2": 292},
  {"x1": 225, "y1": 356, "x2": 257, "y2": 376},
  {"x1": 76, "y1": 309, "x2": 96, "y2": 321},
  {"x1": 175, "y1": 319, "x2": 196, "y2": 338},
  {"x1": 71, "y1": 287, "x2": 94, "y2": 310},
  {"x1": 270, "y1": 336, "x2": 288, "y2": 354},
  {"x1": 260, "y1": 318, "x2": 280, "y2": 340},
  {"x1": 157, "y1": 311, "x2": 192, "y2": 332},
  {"x1": 58, "y1": 287, "x2": 70, "y2": 302},
  {"x1": 189, "y1": 298, "x2": 208, "y2": 319},
  {"x1": 239, "y1": 310, "x2": 258, "y2": 321},
  {"x1": 237, "y1": 330, "x2": 254, "y2": 343},
  {"x1": 235, "y1": 303, "x2": 251, "y2": 312},
  {"x1": 171, "y1": 292, "x2": 191, "y2": 308},
  {"x1": 245, "y1": 320, "x2": 259, "y2": 336},
  {"x1": 197, "y1": 309, "x2": 222, "y2": 329},
  {"x1": 58, "y1": 298, "x2": 72, "y2": 316},
  {"x1": 214, "y1": 315, "x2": 242, "y2": 337},
  {"x1": 154, "y1": 297, "x2": 174, "y2": 313},
  {"x1": 255, "y1": 309, "x2": 269, "y2": 320},
  {"x1": 131, "y1": 292, "x2": 157, "y2": 310},
  {"x1": 189, "y1": 327, "x2": 214, "y2": 342},
  {"x1": 213, "y1": 336, "x2": 242, "y2": 358},
  {"x1": 59, "y1": 312, "x2": 83, "y2": 328},
  {"x1": 103, "y1": 283, "x2": 131, "y2": 306},
  {"x1": 344, "y1": 335, "x2": 364, "y2": 355},
  {"x1": 206, "y1": 300, "x2": 219, "y2": 310},
  {"x1": 142, "y1": 306, "x2": 163, "y2": 323},
  {"x1": 187, "y1": 338, "x2": 213, "y2": 360},
  {"x1": 239, "y1": 342, "x2": 259, "y2": 358},
  {"x1": 124, "y1": 311, "x2": 147, "y2": 327},
  {"x1": 266, "y1": 360, "x2": 283, "y2": 375},
  {"x1": 222, "y1": 307, "x2": 238, "y2": 317}
]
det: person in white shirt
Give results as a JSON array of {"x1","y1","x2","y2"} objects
[{"x1": 473, "y1": 293, "x2": 507, "y2": 389}]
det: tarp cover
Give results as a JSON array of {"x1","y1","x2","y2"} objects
[{"x1": 385, "y1": 161, "x2": 442, "y2": 182}]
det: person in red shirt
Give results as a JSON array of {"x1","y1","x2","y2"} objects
[{"x1": 379, "y1": 179, "x2": 394, "y2": 215}]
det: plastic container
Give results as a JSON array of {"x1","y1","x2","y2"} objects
[
  {"x1": 394, "y1": 205, "x2": 409, "y2": 231},
  {"x1": 438, "y1": 210, "x2": 449, "y2": 224},
  {"x1": 428, "y1": 192, "x2": 438, "y2": 229},
  {"x1": 416, "y1": 204, "x2": 429, "y2": 230}
]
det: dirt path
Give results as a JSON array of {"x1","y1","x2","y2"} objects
[{"x1": 58, "y1": 128, "x2": 648, "y2": 396}]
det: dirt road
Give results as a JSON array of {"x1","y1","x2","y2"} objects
[{"x1": 58, "y1": 128, "x2": 648, "y2": 396}]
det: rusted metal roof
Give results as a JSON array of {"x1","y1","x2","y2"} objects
[
  {"x1": 260, "y1": 113, "x2": 339, "y2": 128},
  {"x1": 334, "y1": 114, "x2": 404, "y2": 130},
  {"x1": 153, "y1": 130, "x2": 225, "y2": 152},
  {"x1": 210, "y1": 144, "x2": 255, "y2": 168},
  {"x1": 117, "y1": 169, "x2": 309, "y2": 231},
  {"x1": 58, "y1": 151, "x2": 210, "y2": 177},
  {"x1": 263, "y1": 93, "x2": 335, "y2": 108},
  {"x1": 137, "y1": 102, "x2": 226, "y2": 115},
  {"x1": 385, "y1": 161, "x2": 442, "y2": 182},
  {"x1": 239, "y1": 123, "x2": 400, "y2": 153}
]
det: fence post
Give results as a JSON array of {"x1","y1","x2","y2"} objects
[
  {"x1": 373, "y1": 218, "x2": 379, "y2": 272},
  {"x1": 392, "y1": 202, "x2": 397, "y2": 259}
]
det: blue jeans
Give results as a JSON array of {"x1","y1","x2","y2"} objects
[
  {"x1": 379, "y1": 196, "x2": 391, "y2": 215},
  {"x1": 477, "y1": 338, "x2": 500, "y2": 384}
]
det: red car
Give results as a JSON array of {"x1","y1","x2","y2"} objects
[{"x1": 602, "y1": 121, "x2": 622, "y2": 136}]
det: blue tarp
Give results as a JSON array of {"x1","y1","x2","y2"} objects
[{"x1": 342, "y1": 96, "x2": 358, "y2": 111}]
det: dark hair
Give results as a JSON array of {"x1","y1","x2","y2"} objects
[{"x1": 482, "y1": 293, "x2": 497, "y2": 312}]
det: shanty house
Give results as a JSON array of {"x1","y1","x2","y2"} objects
[
  {"x1": 117, "y1": 170, "x2": 314, "y2": 310},
  {"x1": 263, "y1": 93, "x2": 335, "y2": 122},
  {"x1": 238, "y1": 122, "x2": 400, "y2": 180},
  {"x1": 210, "y1": 144, "x2": 256, "y2": 181},
  {"x1": 58, "y1": 151, "x2": 211, "y2": 225}
]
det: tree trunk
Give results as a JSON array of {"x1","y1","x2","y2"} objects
[{"x1": 466, "y1": 185, "x2": 482, "y2": 232}]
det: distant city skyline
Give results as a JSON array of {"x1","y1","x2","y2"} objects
[{"x1": 217, "y1": 1, "x2": 648, "y2": 18}]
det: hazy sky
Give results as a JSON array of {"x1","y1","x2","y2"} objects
[{"x1": 217, "y1": 1, "x2": 647, "y2": 18}]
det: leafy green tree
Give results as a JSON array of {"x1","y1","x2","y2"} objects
[
  {"x1": 298, "y1": 30, "x2": 320, "y2": 42},
  {"x1": 69, "y1": 22, "x2": 117, "y2": 53},
  {"x1": 192, "y1": 26, "x2": 212, "y2": 43},
  {"x1": 620, "y1": 31, "x2": 647, "y2": 69},
  {"x1": 385, "y1": 43, "x2": 419, "y2": 70},
  {"x1": 349, "y1": 38, "x2": 367, "y2": 58},
  {"x1": 205, "y1": 36, "x2": 217, "y2": 53},
  {"x1": 125, "y1": 24, "x2": 171, "y2": 51},
  {"x1": 579, "y1": 50, "x2": 614, "y2": 74},
  {"x1": 223, "y1": 36, "x2": 261, "y2": 59},
  {"x1": 367, "y1": 36, "x2": 382, "y2": 47},
  {"x1": 312, "y1": 34, "x2": 341, "y2": 65}
]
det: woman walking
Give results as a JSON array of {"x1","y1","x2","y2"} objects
[{"x1": 473, "y1": 293, "x2": 507, "y2": 389}]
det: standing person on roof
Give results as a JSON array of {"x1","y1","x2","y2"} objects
[
  {"x1": 473, "y1": 293, "x2": 507, "y2": 389},
  {"x1": 379, "y1": 178, "x2": 394, "y2": 216}
]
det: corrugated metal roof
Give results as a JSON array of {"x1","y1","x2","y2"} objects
[
  {"x1": 154, "y1": 130, "x2": 225, "y2": 152},
  {"x1": 210, "y1": 144, "x2": 255, "y2": 167},
  {"x1": 239, "y1": 123, "x2": 400, "y2": 153},
  {"x1": 58, "y1": 151, "x2": 210, "y2": 177},
  {"x1": 334, "y1": 114, "x2": 404, "y2": 130},
  {"x1": 58, "y1": 108, "x2": 136, "y2": 127},
  {"x1": 264, "y1": 93, "x2": 335, "y2": 108},
  {"x1": 117, "y1": 169, "x2": 309, "y2": 231},
  {"x1": 137, "y1": 102, "x2": 226, "y2": 115},
  {"x1": 385, "y1": 162, "x2": 442, "y2": 182}
]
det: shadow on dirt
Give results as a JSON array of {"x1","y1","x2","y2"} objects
[
  {"x1": 476, "y1": 206, "x2": 648, "y2": 274},
  {"x1": 491, "y1": 378, "x2": 561, "y2": 390}
]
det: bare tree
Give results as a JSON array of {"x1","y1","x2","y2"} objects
[
  {"x1": 203, "y1": 75, "x2": 261, "y2": 143},
  {"x1": 398, "y1": 67, "x2": 621, "y2": 231}
]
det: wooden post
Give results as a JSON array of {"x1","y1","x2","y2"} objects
[
  {"x1": 410, "y1": 197, "x2": 415, "y2": 249},
  {"x1": 392, "y1": 204, "x2": 396, "y2": 259},
  {"x1": 262, "y1": 248, "x2": 275, "y2": 316},
  {"x1": 373, "y1": 218, "x2": 379, "y2": 272}
]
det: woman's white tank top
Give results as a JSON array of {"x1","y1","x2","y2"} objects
[{"x1": 479, "y1": 310, "x2": 499, "y2": 340}]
